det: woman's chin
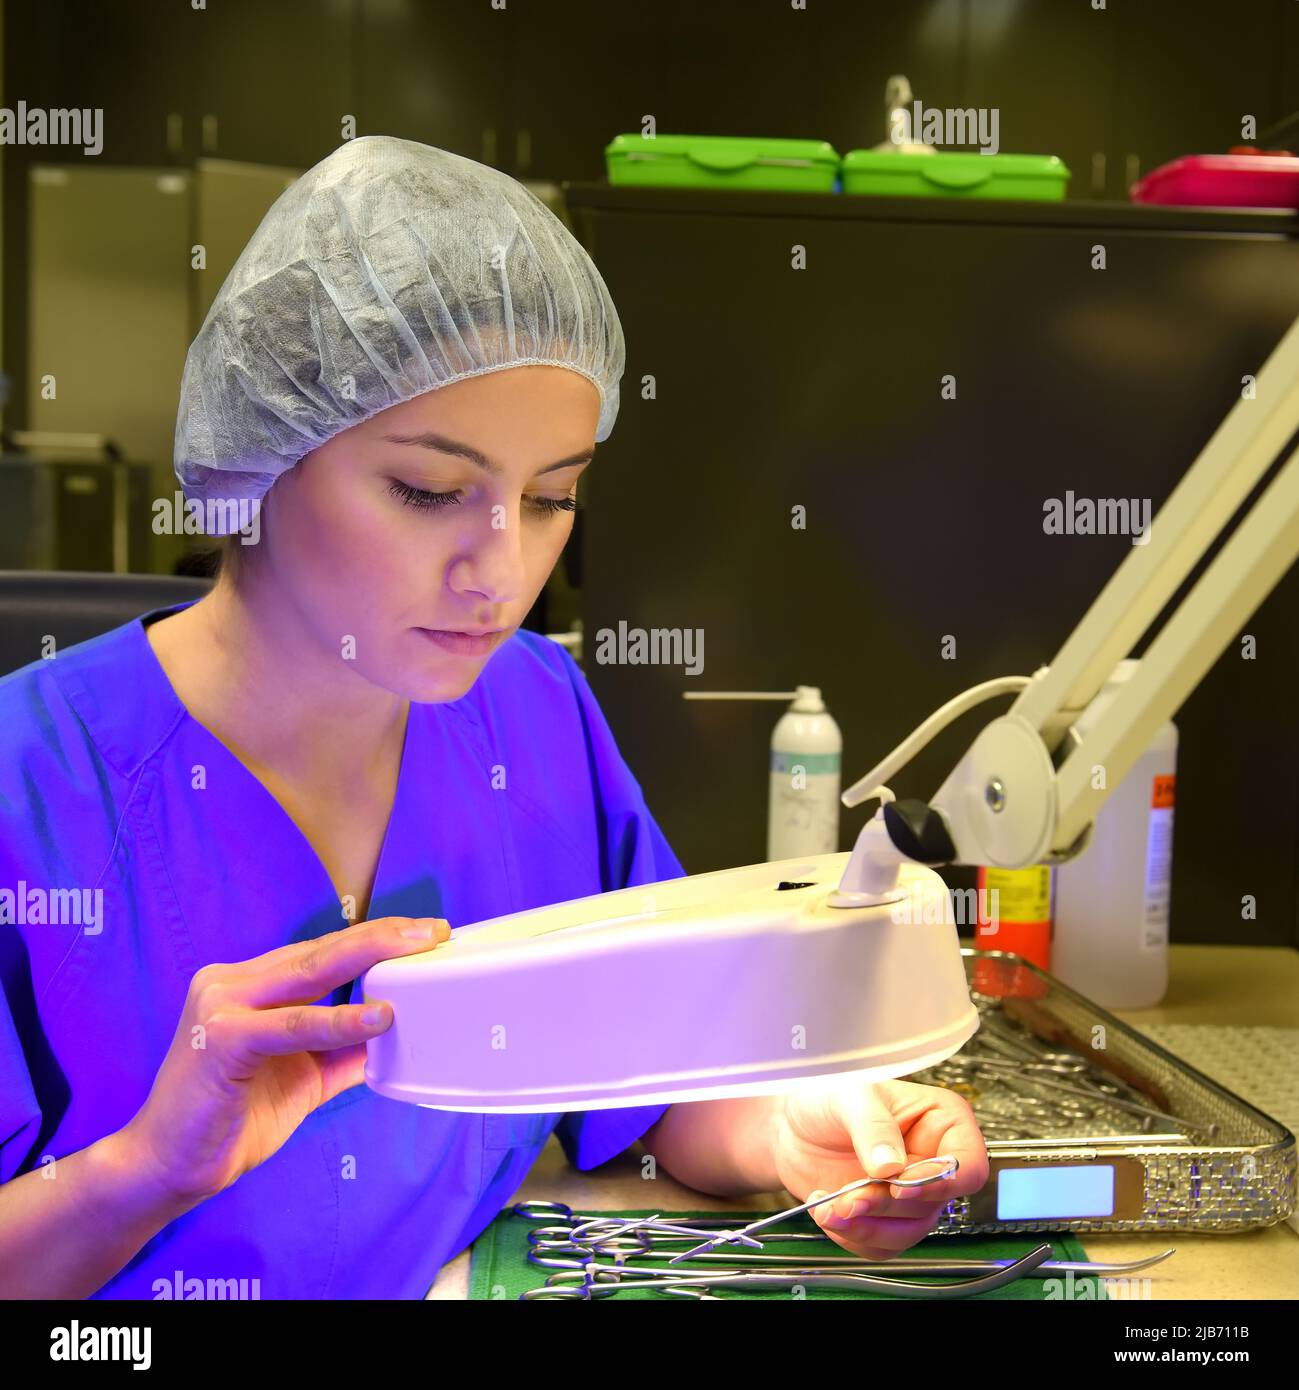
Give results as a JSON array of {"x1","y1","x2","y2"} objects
[
  {"x1": 399, "y1": 655, "x2": 493, "y2": 704},
  {"x1": 345, "y1": 629, "x2": 509, "y2": 704}
]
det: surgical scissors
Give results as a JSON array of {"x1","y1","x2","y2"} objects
[
  {"x1": 526, "y1": 1226, "x2": 829, "y2": 1255},
  {"x1": 513, "y1": 1200, "x2": 763, "y2": 1230},
  {"x1": 671, "y1": 1155, "x2": 960, "y2": 1263},
  {"x1": 918, "y1": 1000, "x2": 1213, "y2": 1141},
  {"x1": 511, "y1": 1200, "x2": 769, "y2": 1250}
]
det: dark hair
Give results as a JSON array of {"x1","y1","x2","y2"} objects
[
  {"x1": 172, "y1": 545, "x2": 222, "y2": 580},
  {"x1": 225, "y1": 533, "x2": 250, "y2": 582}
]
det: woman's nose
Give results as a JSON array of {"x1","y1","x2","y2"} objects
[{"x1": 445, "y1": 510, "x2": 528, "y2": 603}]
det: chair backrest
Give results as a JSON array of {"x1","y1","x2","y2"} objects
[{"x1": 0, "y1": 570, "x2": 212, "y2": 677}]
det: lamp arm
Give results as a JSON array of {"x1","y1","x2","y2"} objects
[
  {"x1": 837, "y1": 313, "x2": 1299, "y2": 884},
  {"x1": 840, "y1": 675, "x2": 1032, "y2": 809}
]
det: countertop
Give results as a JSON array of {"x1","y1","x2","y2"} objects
[{"x1": 428, "y1": 944, "x2": 1299, "y2": 1300}]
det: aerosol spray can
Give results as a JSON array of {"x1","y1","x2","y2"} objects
[{"x1": 682, "y1": 686, "x2": 842, "y2": 858}]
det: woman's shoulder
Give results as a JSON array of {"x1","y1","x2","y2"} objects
[
  {"x1": 0, "y1": 620, "x2": 161, "y2": 841},
  {"x1": 0, "y1": 645, "x2": 89, "y2": 763}
]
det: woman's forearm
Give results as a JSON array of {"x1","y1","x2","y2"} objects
[
  {"x1": 0, "y1": 1127, "x2": 200, "y2": 1299},
  {"x1": 642, "y1": 1095, "x2": 785, "y2": 1197}
]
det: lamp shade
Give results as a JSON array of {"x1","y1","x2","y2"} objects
[{"x1": 362, "y1": 851, "x2": 978, "y2": 1112}]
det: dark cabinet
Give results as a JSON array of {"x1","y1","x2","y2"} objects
[
  {"x1": 966, "y1": 0, "x2": 1118, "y2": 197},
  {"x1": 7, "y1": 0, "x2": 194, "y2": 164},
  {"x1": 630, "y1": 2, "x2": 822, "y2": 146},
  {"x1": 815, "y1": 0, "x2": 964, "y2": 155},
  {"x1": 1111, "y1": 0, "x2": 1276, "y2": 189},
  {"x1": 7, "y1": 0, "x2": 1298, "y2": 182},
  {"x1": 498, "y1": 0, "x2": 826, "y2": 181},
  {"x1": 193, "y1": 0, "x2": 354, "y2": 167},
  {"x1": 966, "y1": 0, "x2": 1283, "y2": 200},
  {"x1": 356, "y1": 0, "x2": 507, "y2": 166},
  {"x1": 5, "y1": 0, "x2": 350, "y2": 167},
  {"x1": 498, "y1": 0, "x2": 660, "y2": 180},
  {"x1": 1280, "y1": 0, "x2": 1299, "y2": 134}
]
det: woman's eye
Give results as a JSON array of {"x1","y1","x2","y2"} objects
[
  {"x1": 526, "y1": 494, "x2": 579, "y2": 516},
  {"x1": 388, "y1": 480, "x2": 578, "y2": 517},
  {"x1": 388, "y1": 480, "x2": 462, "y2": 510}
]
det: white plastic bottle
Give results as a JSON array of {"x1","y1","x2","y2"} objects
[
  {"x1": 768, "y1": 686, "x2": 842, "y2": 859},
  {"x1": 1051, "y1": 659, "x2": 1177, "y2": 1008}
]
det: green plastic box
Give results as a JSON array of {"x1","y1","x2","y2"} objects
[
  {"x1": 841, "y1": 151, "x2": 1070, "y2": 201},
  {"x1": 605, "y1": 133, "x2": 840, "y2": 193}
]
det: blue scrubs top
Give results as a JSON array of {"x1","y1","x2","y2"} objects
[{"x1": 0, "y1": 603, "x2": 683, "y2": 1298}]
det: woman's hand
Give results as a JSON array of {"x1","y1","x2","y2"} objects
[
  {"x1": 771, "y1": 1076, "x2": 988, "y2": 1259},
  {"x1": 117, "y1": 916, "x2": 450, "y2": 1207}
]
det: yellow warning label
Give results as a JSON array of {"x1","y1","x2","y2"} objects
[{"x1": 977, "y1": 865, "x2": 1053, "y2": 923}]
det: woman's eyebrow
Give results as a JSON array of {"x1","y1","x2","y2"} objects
[{"x1": 379, "y1": 430, "x2": 594, "y2": 475}]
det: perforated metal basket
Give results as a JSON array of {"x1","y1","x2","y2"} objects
[{"x1": 920, "y1": 950, "x2": 1296, "y2": 1234}]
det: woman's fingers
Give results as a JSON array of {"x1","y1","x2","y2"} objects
[
  {"x1": 811, "y1": 1205, "x2": 945, "y2": 1259},
  {"x1": 234, "y1": 916, "x2": 450, "y2": 1008},
  {"x1": 832, "y1": 1079, "x2": 910, "y2": 1177},
  {"x1": 806, "y1": 1177, "x2": 941, "y2": 1225},
  {"x1": 210, "y1": 1001, "x2": 395, "y2": 1072},
  {"x1": 839, "y1": 1185, "x2": 947, "y2": 1222},
  {"x1": 795, "y1": 1077, "x2": 992, "y2": 1254},
  {"x1": 315, "y1": 1042, "x2": 371, "y2": 1105},
  {"x1": 874, "y1": 1080, "x2": 991, "y2": 1202}
]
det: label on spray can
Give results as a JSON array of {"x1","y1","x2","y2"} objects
[{"x1": 768, "y1": 749, "x2": 841, "y2": 856}]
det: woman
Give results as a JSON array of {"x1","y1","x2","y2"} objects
[{"x1": 0, "y1": 136, "x2": 986, "y2": 1298}]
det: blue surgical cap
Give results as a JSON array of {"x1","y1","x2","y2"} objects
[{"x1": 174, "y1": 135, "x2": 624, "y2": 520}]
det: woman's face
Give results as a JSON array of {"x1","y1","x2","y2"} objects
[{"x1": 251, "y1": 365, "x2": 599, "y2": 702}]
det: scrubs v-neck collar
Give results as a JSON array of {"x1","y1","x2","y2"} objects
[{"x1": 78, "y1": 598, "x2": 420, "y2": 932}]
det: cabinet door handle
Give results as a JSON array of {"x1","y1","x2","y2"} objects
[{"x1": 202, "y1": 113, "x2": 219, "y2": 155}]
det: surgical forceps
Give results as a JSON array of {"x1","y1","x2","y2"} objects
[
  {"x1": 511, "y1": 1201, "x2": 770, "y2": 1250},
  {"x1": 527, "y1": 1239, "x2": 1176, "y2": 1278},
  {"x1": 617, "y1": 1247, "x2": 1176, "y2": 1301},
  {"x1": 923, "y1": 1002, "x2": 1212, "y2": 1140},
  {"x1": 512, "y1": 1189, "x2": 1178, "y2": 1300},
  {"x1": 520, "y1": 1244, "x2": 1059, "y2": 1299},
  {"x1": 512, "y1": 1162, "x2": 956, "y2": 1262}
]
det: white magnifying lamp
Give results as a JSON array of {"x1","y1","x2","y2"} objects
[{"x1": 363, "y1": 314, "x2": 1299, "y2": 1114}]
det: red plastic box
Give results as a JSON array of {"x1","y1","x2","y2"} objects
[{"x1": 1131, "y1": 154, "x2": 1299, "y2": 209}]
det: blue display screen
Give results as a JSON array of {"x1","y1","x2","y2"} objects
[{"x1": 996, "y1": 1165, "x2": 1116, "y2": 1220}]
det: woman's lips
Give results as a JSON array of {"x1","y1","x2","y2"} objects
[{"x1": 414, "y1": 627, "x2": 508, "y2": 657}]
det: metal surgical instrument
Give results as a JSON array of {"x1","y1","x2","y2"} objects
[
  {"x1": 671, "y1": 1154, "x2": 960, "y2": 1264},
  {"x1": 527, "y1": 1244, "x2": 1176, "y2": 1278},
  {"x1": 926, "y1": 1046, "x2": 1211, "y2": 1138},
  {"x1": 522, "y1": 1242, "x2": 1056, "y2": 1299},
  {"x1": 511, "y1": 1191, "x2": 1177, "y2": 1300},
  {"x1": 511, "y1": 1201, "x2": 767, "y2": 1249}
]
